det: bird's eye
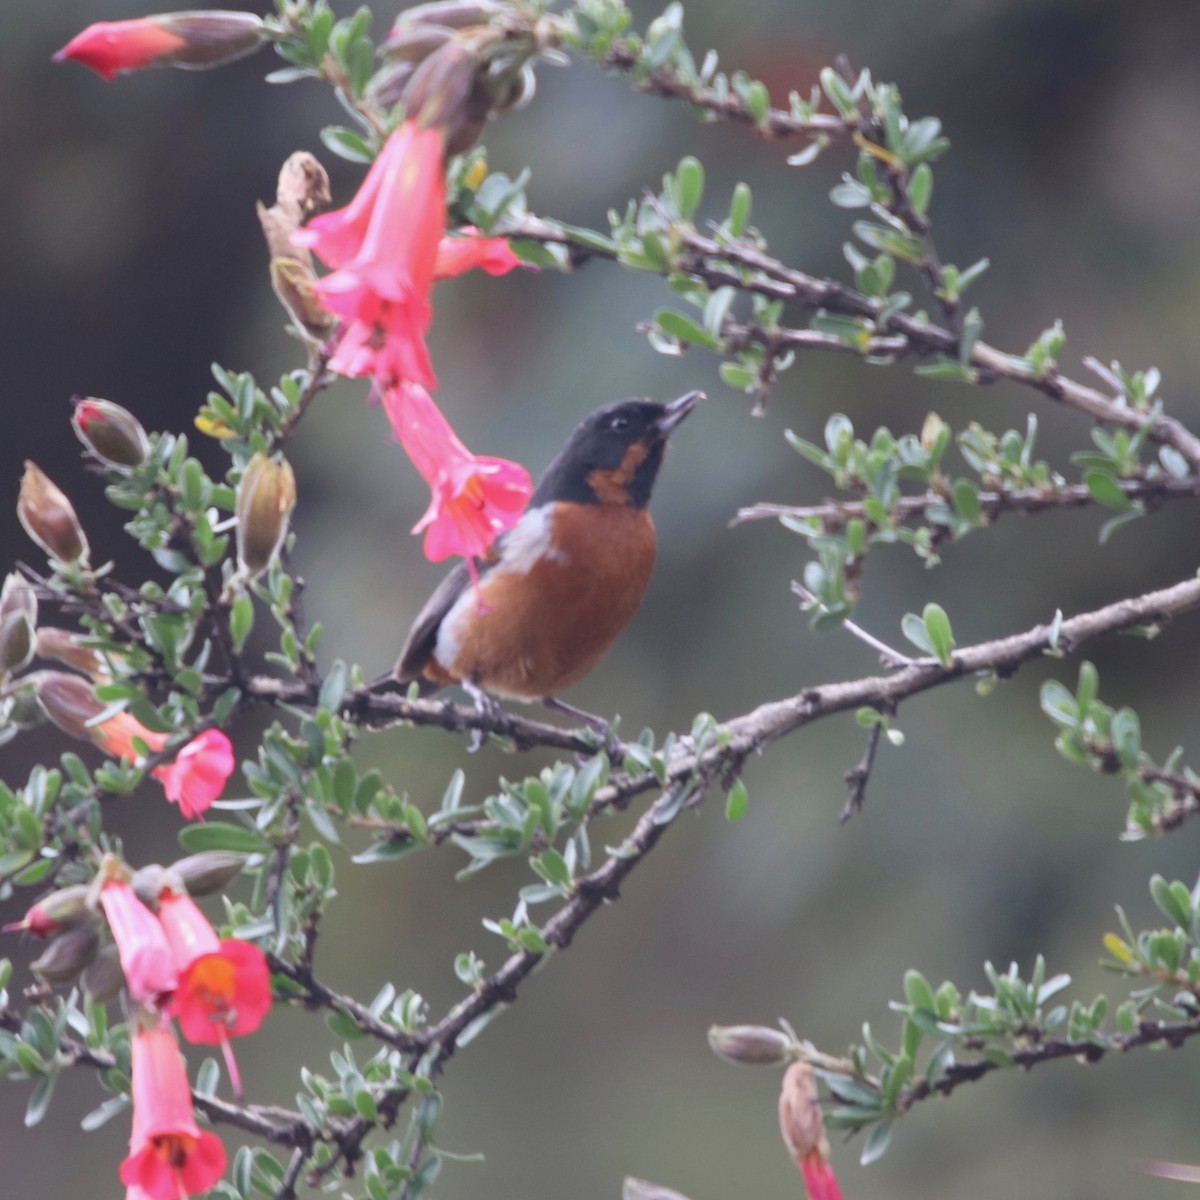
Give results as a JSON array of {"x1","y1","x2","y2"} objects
[{"x1": 609, "y1": 415, "x2": 631, "y2": 433}]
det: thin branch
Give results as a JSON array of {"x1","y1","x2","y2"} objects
[
  {"x1": 840, "y1": 720, "x2": 885, "y2": 823},
  {"x1": 791, "y1": 582, "x2": 913, "y2": 669},
  {"x1": 899, "y1": 1015, "x2": 1200, "y2": 1112},
  {"x1": 735, "y1": 476, "x2": 1200, "y2": 530}
]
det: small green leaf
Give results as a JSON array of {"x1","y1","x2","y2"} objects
[
  {"x1": 922, "y1": 603, "x2": 954, "y2": 666},
  {"x1": 901, "y1": 613, "x2": 935, "y2": 655},
  {"x1": 178, "y1": 823, "x2": 270, "y2": 854},
  {"x1": 724, "y1": 779, "x2": 748, "y2": 821},
  {"x1": 860, "y1": 1118, "x2": 894, "y2": 1164},
  {"x1": 727, "y1": 182, "x2": 752, "y2": 237},
  {"x1": 675, "y1": 156, "x2": 704, "y2": 221},
  {"x1": 1084, "y1": 471, "x2": 1132, "y2": 511}
]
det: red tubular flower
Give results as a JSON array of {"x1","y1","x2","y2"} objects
[
  {"x1": 99, "y1": 880, "x2": 177, "y2": 1007},
  {"x1": 159, "y1": 888, "x2": 271, "y2": 1099},
  {"x1": 120, "y1": 1020, "x2": 227, "y2": 1200},
  {"x1": 800, "y1": 1154, "x2": 844, "y2": 1200},
  {"x1": 151, "y1": 729, "x2": 235, "y2": 821},
  {"x1": 54, "y1": 12, "x2": 265, "y2": 81},
  {"x1": 293, "y1": 120, "x2": 446, "y2": 388},
  {"x1": 53, "y1": 19, "x2": 185, "y2": 80},
  {"x1": 779, "y1": 1062, "x2": 844, "y2": 1200},
  {"x1": 97, "y1": 711, "x2": 169, "y2": 761},
  {"x1": 434, "y1": 228, "x2": 524, "y2": 279},
  {"x1": 381, "y1": 383, "x2": 531, "y2": 562}
]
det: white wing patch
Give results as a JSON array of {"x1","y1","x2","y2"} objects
[{"x1": 433, "y1": 505, "x2": 569, "y2": 672}]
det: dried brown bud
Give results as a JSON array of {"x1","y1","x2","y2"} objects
[
  {"x1": 35, "y1": 627, "x2": 107, "y2": 678},
  {"x1": 71, "y1": 397, "x2": 150, "y2": 468},
  {"x1": 707, "y1": 1023, "x2": 792, "y2": 1066},
  {"x1": 778, "y1": 1061, "x2": 830, "y2": 1169},
  {"x1": 31, "y1": 924, "x2": 100, "y2": 984},
  {"x1": 169, "y1": 850, "x2": 249, "y2": 897},
  {"x1": 18, "y1": 462, "x2": 89, "y2": 565},
  {"x1": 268, "y1": 257, "x2": 337, "y2": 342},
  {"x1": 0, "y1": 572, "x2": 37, "y2": 675},
  {"x1": 81, "y1": 941, "x2": 125, "y2": 1004},
  {"x1": 276, "y1": 151, "x2": 331, "y2": 221},
  {"x1": 235, "y1": 453, "x2": 297, "y2": 579}
]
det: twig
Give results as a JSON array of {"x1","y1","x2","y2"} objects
[
  {"x1": 736, "y1": 476, "x2": 1200, "y2": 529},
  {"x1": 841, "y1": 719, "x2": 884, "y2": 823},
  {"x1": 791, "y1": 582, "x2": 913, "y2": 668}
]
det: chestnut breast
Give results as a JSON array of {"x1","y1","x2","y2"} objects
[{"x1": 428, "y1": 501, "x2": 657, "y2": 699}]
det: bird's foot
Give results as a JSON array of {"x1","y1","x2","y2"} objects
[
  {"x1": 463, "y1": 681, "x2": 505, "y2": 752},
  {"x1": 541, "y1": 696, "x2": 622, "y2": 759}
]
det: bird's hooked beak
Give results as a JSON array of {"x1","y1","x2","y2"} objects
[{"x1": 655, "y1": 390, "x2": 703, "y2": 437}]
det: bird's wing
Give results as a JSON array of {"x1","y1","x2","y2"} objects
[{"x1": 392, "y1": 559, "x2": 474, "y2": 682}]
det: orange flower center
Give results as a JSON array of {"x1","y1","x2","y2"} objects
[
  {"x1": 152, "y1": 1131, "x2": 198, "y2": 1168},
  {"x1": 190, "y1": 955, "x2": 236, "y2": 1011}
]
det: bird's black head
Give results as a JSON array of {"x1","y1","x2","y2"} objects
[{"x1": 531, "y1": 391, "x2": 701, "y2": 508}]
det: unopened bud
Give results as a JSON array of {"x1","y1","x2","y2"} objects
[
  {"x1": 35, "y1": 627, "x2": 107, "y2": 678},
  {"x1": 390, "y1": 1, "x2": 503, "y2": 34},
  {"x1": 268, "y1": 257, "x2": 337, "y2": 341},
  {"x1": 381, "y1": 23, "x2": 454, "y2": 62},
  {"x1": 369, "y1": 59, "x2": 417, "y2": 107},
  {"x1": 920, "y1": 411, "x2": 948, "y2": 454},
  {"x1": 708, "y1": 1023, "x2": 792, "y2": 1066},
  {"x1": 34, "y1": 671, "x2": 104, "y2": 742},
  {"x1": 31, "y1": 924, "x2": 100, "y2": 984},
  {"x1": 0, "y1": 573, "x2": 37, "y2": 675},
  {"x1": 152, "y1": 11, "x2": 266, "y2": 68},
  {"x1": 778, "y1": 1061, "x2": 830, "y2": 1169},
  {"x1": 235, "y1": 453, "x2": 297, "y2": 578},
  {"x1": 18, "y1": 462, "x2": 89, "y2": 565},
  {"x1": 71, "y1": 397, "x2": 149, "y2": 468},
  {"x1": 2, "y1": 884, "x2": 94, "y2": 937},
  {"x1": 130, "y1": 863, "x2": 167, "y2": 908},
  {"x1": 81, "y1": 941, "x2": 125, "y2": 1004},
  {"x1": 169, "y1": 850, "x2": 249, "y2": 897},
  {"x1": 403, "y1": 40, "x2": 482, "y2": 134}
]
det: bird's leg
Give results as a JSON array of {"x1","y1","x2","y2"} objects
[
  {"x1": 463, "y1": 681, "x2": 505, "y2": 753},
  {"x1": 541, "y1": 694, "x2": 609, "y2": 731}
]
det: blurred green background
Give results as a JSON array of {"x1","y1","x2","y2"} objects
[{"x1": 4, "y1": 0, "x2": 1200, "y2": 1196}]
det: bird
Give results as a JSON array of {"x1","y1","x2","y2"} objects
[{"x1": 392, "y1": 390, "x2": 701, "y2": 729}]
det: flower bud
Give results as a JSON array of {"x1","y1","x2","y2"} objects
[
  {"x1": 0, "y1": 573, "x2": 37, "y2": 675},
  {"x1": 31, "y1": 924, "x2": 100, "y2": 984},
  {"x1": 369, "y1": 59, "x2": 417, "y2": 108},
  {"x1": 235, "y1": 453, "x2": 296, "y2": 578},
  {"x1": 18, "y1": 462, "x2": 89, "y2": 565},
  {"x1": 35, "y1": 627, "x2": 107, "y2": 678},
  {"x1": 34, "y1": 670, "x2": 105, "y2": 742},
  {"x1": 130, "y1": 863, "x2": 167, "y2": 909},
  {"x1": 402, "y1": 40, "x2": 491, "y2": 153},
  {"x1": 2, "y1": 884, "x2": 94, "y2": 936},
  {"x1": 81, "y1": 941, "x2": 125, "y2": 1004},
  {"x1": 707, "y1": 1023, "x2": 792, "y2": 1066},
  {"x1": 54, "y1": 12, "x2": 266, "y2": 81},
  {"x1": 169, "y1": 850, "x2": 249, "y2": 897},
  {"x1": 71, "y1": 397, "x2": 149, "y2": 468},
  {"x1": 381, "y1": 23, "x2": 454, "y2": 63},
  {"x1": 778, "y1": 1061, "x2": 830, "y2": 1169},
  {"x1": 389, "y1": 1, "x2": 503, "y2": 35}
]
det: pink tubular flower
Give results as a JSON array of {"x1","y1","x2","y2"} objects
[
  {"x1": 158, "y1": 887, "x2": 271, "y2": 1099},
  {"x1": 120, "y1": 1020, "x2": 227, "y2": 1200},
  {"x1": 151, "y1": 730, "x2": 235, "y2": 821},
  {"x1": 434, "y1": 228, "x2": 524, "y2": 279},
  {"x1": 99, "y1": 879, "x2": 177, "y2": 1007},
  {"x1": 293, "y1": 119, "x2": 446, "y2": 389},
  {"x1": 381, "y1": 383, "x2": 531, "y2": 562}
]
